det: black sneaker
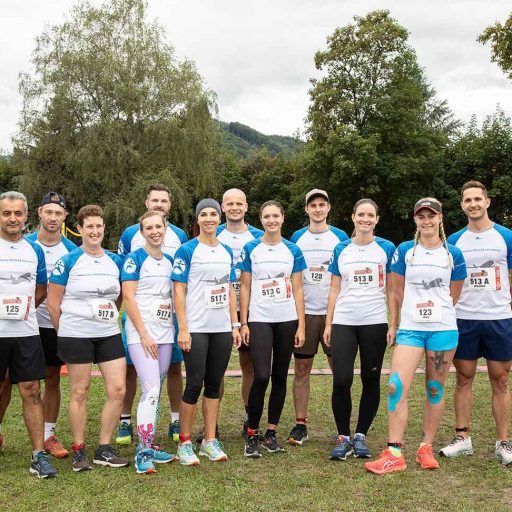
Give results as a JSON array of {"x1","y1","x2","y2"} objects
[
  {"x1": 262, "y1": 431, "x2": 285, "y2": 453},
  {"x1": 93, "y1": 445, "x2": 130, "y2": 468},
  {"x1": 244, "y1": 434, "x2": 262, "y2": 458},
  {"x1": 29, "y1": 451, "x2": 57, "y2": 479},
  {"x1": 72, "y1": 446, "x2": 92, "y2": 472},
  {"x1": 196, "y1": 425, "x2": 220, "y2": 444},
  {"x1": 286, "y1": 424, "x2": 309, "y2": 446}
]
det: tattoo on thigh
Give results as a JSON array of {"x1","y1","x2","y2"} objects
[{"x1": 430, "y1": 351, "x2": 448, "y2": 373}]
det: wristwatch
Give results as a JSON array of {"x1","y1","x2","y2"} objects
[{"x1": 232, "y1": 322, "x2": 242, "y2": 329}]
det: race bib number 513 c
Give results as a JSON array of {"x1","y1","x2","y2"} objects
[
  {"x1": 257, "y1": 277, "x2": 292, "y2": 302},
  {"x1": 0, "y1": 295, "x2": 32, "y2": 320}
]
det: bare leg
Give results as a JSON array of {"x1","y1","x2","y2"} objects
[
  {"x1": 18, "y1": 380, "x2": 45, "y2": 451},
  {"x1": 239, "y1": 351, "x2": 254, "y2": 407},
  {"x1": 292, "y1": 357, "x2": 314, "y2": 423},
  {"x1": 67, "y1": 363, "x2": 93, "y2": 444},
  {"x1": 167, "y1": 362, "x2": 183, "y2": 416},
  {"x1": 0, "y1": 378, "x2": 13, "y2": 424},
  {"x1": 452, "y1": 359, "x2": 477, "y2": 437},
  {"x1": 487, "y1": 359, "x2": 512, "y2": 441},
  {"x1": 120, "y1": 364, "x2": 137, "y2": 417},
  {"x1": 203, "y1": 397, "x2": 220, "y2": 441},
  {"x1": 43, "y1": 366, "x2": 61, "y2": 424},
  {"x1": 179, "y1": 402, "x2": 197, "y2": 438}
]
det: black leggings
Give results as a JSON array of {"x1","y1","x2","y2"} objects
[
  {"x1": 331, "y1": 323, "x2": 387, "y2": 436},
  {"x1": 182, "y1": 332, "x2": 232, "y2": 405},
  {"x1": 248, "y1": 320, "x2": 297, "y2": 429}
]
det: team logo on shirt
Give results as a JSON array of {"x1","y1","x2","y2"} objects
[
  {"x1": 53, "y1": 259, "x2": 65, "y2": 276},
  {"x1": 173, "y1": 258, "x2": 186, "y2": 275},
  {"x1": 239, "y1": 249, "x2": 246, "y2": 263},
  {"x1": 391, "y1": 249, "x2": 399, "y2": 264},
  {"x1": 123, "y1": 258, "x2": 137, "y2": 274}
]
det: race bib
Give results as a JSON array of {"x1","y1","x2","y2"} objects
[
  {"x1": 204, "y1": 284, "x2": 229, "y2": 309},
  {"x1": 0, "y1": 295, "x2": 31, "y2": 321},
  {"x1": 304, "y1": 265, "x2": 328, "y2": 286},
  {"x1": 88, "y1": 299, "x2": 119, "y2": 323},
  {"x1": 233, "y1": 281, "x2": 241, "y2": 299},
  {"x1": 257, "y1": 277, "x2": 292, "y2": 302},
  {"x1": 411, "y1": 300, "x2": 442, "y2": 323},
  {"x1": 348, "y1": 264, "x2": 384, "y2": 289},
  {"x1": 466, "y1": 266, "x2": 500, "y2": 291},
  {"x1": 150, "y1": 300, "x2": 173, "y2": 325}
]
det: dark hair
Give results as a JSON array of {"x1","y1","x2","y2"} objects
[
  {"x1": 461, "y1": 180, "x2": 488, "y2": 198},
  {"x1": 260, "y1": 200, "x2": 285, "y2": 217},
  {"x1": 146, "y1": 183, "x2": 171, "y2": 198},
  {"x1": 77, "y1": 205, "x2": 104, "y2": 226},
  {"x1": 353, "y1": 198, "x2": 379, "y2": 215},
  {"x1": 139, "y1": 210, "x2": 166, "y2": 231}
]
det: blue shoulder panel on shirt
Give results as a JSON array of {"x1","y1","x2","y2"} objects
[
  {"x1": 283, "y1": 238, "x2": 307, "y2": 273},
  {"x1": 216, "y1": 224, "x2": 227, "y2": 236},
  {"x1": 248, "y1": 225, "x2": 264, "y2": 238},
  {"x1": 447, "y1": 244, "x2": 467, "y2": 280},
  {"x1": 220, "y1": 243, "x2": 237, "y2": 282},
  {"x1": 171, "y1": 238, "x2": 198, "y2": 283},
  {"x1": 327, "y1": 241, "x2": 348, "y2": 276},
  {"x1": 493, "y1": 224, "x2": 512, "y2": 268},
  {"x1": 105, "y1": 250, "x2": 123, "y2": 271},
  {"x1": 163, "y1": 253, "x2": 174, "y2": 266},
  {"x1": 447, "y1": 227, "x2": 467, "y2": 246},
  {"x1": 390, "y1": 240, "x2": 414, "y2": 276},
  {"x1": 50, "y1": 247, "x2": 84, "y2": 286},
  {"x1": 118, "y1": 224, "x2": 139, "y2": 256},
  {"x1": 169, "y1": 223, "x2": 188, "y2": 244},
  {"x1": 330, "y1": 226, "x2": 349, "y2": 242},
  {"x1": 290, "y1": 226, "x2": 308, "y2": 244},
  {"x1": 375, "y1": 237, "x2": 397, "y2": 273},
  {"x1": 62, "y1": 237, "x2": 78, "y2": 251},
  {"x1": 237, "y1": 238, "x2": 261, "y2": 273},
  {"x1": 26, "y1": 239, "x2": 48, "y2": 284},
  {"x1": 25, "y1": 232, "x2": 37, "y2": 242},
  {"x1": 121, "y1": 248, "x2": 147, "y2": 282}
]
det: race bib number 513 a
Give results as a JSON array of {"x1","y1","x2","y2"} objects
[{"x1": 467, "y1": 266, "x2": 500, "y2": 291}]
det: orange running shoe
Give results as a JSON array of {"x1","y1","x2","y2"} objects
[
  {"x1": 44, "y1": 435, "x2": 69, "y2": 458},
  {"x1": 415, "y1": 444, "x2": 439, "y2": 470},
  {"x1": 364, "y1": 449, "x2": 407, "y2": 475}
]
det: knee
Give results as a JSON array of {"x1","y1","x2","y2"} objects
[
  {"x1": 490, "y1": 374, "x2": 510, "y2": 395},
  {"x1": 253, "y1": 368, "x2": 271, "y2": 387},
  {"x1": 183, "y1": 382, "x2": 202, "y2": 405},
  {"x1": 427, "y1": 380, "x2": 444, "y2": 405},
  {"x1": 169, "y1": 363, "x2": 182, "y2": 377},
  {"x1": 361, "y1": 366, "x2": 381, "y2": 384},
  {"x1": 108, "y1": 384, "x2": 126, "y2": 402},
  {"x1": 203, "y1": 383, "x2": 220, "y2": 400},
  {"x1": 71, "y1": 385, "x2": 90, "y2": 406},
  {"x1": 45, "y1": 369, "x2": 61, "y2": 388},
  {"x1": 19, "y1": 382, "x2": 42, "y2": 402},
  {"x1": 294, "y1": 361, "x2": 312, "y2": 382},
  {"x1": 455, "y1": 373, "x2": 473, "y2": 391},
  {"x1": 387, "y1": 372, "x2": 403, "y2": 412},
  {"x1": 240, "y1": 358, "x2": 254, "y2": 375}
]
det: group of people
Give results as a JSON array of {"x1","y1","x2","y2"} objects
[{"x1": 0, "y1": 180, "x2": 511, "y2": 479}]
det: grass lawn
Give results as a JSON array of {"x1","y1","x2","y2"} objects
[{"x1": 1, "y1": 354, "x2": 512, "y2": 512}]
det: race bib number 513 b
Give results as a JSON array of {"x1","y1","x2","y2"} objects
[{"x1": 348, "y1": 264, "x2": 384, "y2": 289}]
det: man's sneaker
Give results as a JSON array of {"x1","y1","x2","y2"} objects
[
  {"x1": 44, "y1": 435, "x2": 69, "y2": 458},
  {"x1": 415, "y1": 444, "x2": 440, "y2": 470},
  {"x1": 115, "y1": 422, "x2": 133, "y2": 445},
  {"x1": 196, "y1": 425, "x2": 220, "y2": 444},
  {"x1": 439, "y1": 436, "x2": 473, "y2": 458},
  {"x1": 29, "y1": 451, "x2": 57, "y2": 479},
  {"x1": 93, "y1": 445, "x2": 130, "y2": 468},
  {"x1": 177, "y1": 441, "x2": 200, "y2": 466},
  {"x1": 135, "y1": 448, "x2": 156, "y2": 474},
  {"x1": 329, "y1": 435, "x2": 353, "y2": 460},
  {"x1": 262, "y1": 431, "x2": 285, "y2": 453},
  {"x1": 244, "y1": 435, "x2": 263, "y2": 458},
  {"x1": 168, "y1": 420, "x2": 180, "y2": 443},
  {"x1": 364, "y1": 449, "x2": 407, "y2": 474},
  {"x1": 353, "y1": 433, "x2": 371, "y2": 458},
  {"x1": 72, "y1": 446, "x2": 92, "y2": 472},
  {"x1": 150, "y1": 444, "x2": 176, "y2": 464},
  {"x1": 199, "y1": 439, "x2": 228, "y2": 462},
  {"x1": 495, "y1": 440, "x2": 512, "y2": 466},
  {"x1": 287, "y1": 424, "x2": 309, "y2": 446}
]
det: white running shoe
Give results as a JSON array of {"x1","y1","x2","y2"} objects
[
  {"x1": 439, "y1": 436, "x2": 473, "y2": 458},
  {"x1": 495, "y1": 440, "x2": 512, "y2": 466}
]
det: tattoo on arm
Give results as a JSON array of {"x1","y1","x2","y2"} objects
[{"x1": 430, "y1": 351, "x2": 448, "y2": 373}]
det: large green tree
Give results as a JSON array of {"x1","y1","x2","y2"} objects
[
  {"x1": 14, "y1": 0, "x2": 221, "y2": 245},
  {"x1": 479, "y1": 12, "x2": 512, "y2": 79}
]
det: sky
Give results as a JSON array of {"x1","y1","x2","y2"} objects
[{"x1": 1, "y1": 0, "x2": 511, "y2": 151}]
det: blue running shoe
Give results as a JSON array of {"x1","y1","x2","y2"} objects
[
  {"x1": 168, "y1": 420, "x2": 180, "y2": 443},
  {"x1": 353, "y1": 433, "x2": 371, "y2": 458},
  {"x1": 116, "y1": 422, "x2": 133, "y2": 445},
  {"x1": 329, "y1": 435, "x2": 353, "y2": 460},
  {"x1": 29, "y1": 451, "x2": 57, "y2": 478},
  {"x1": 177, "y1": 441, "x2": 200, "y2": 466},
  {"x1": 135, "y1": 448, "x2": 156, "y2": 474},
  {"x1": 151, "y1": 444, "x2": 176, "y2": 464}
]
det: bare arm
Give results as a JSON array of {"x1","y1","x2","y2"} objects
[
  {"x1": 387, "y1": 272, "x2": 404, "y2": 347},
  {"x1": 34, "y1": 284, "x2": 47, "y2": 308},
  {"x1": 450, "y1": 280, "x2": 465, "y2": 305},
  {"x1": 323, "y1": 274, "x2": 341, "y2": 347},
  {"x1": 239, "y1": 271, "x2": 251, "y2": 345},
  {"x1": 173, "y1": 281, "x2": 191, "y2": 352},
  {"x1": 229, "y1": 284, "x2": 241, "y2": 349},
  {"x1": 291, "y1": 272, "x2": 305, "y2": 348},
  {"x1": 47, "y1": 283, "x2": 65, "y2": 331}
]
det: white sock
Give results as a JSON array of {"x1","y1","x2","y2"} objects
[
  {"x1": 120, "y1": 414, "x2": 131, "y2": 425},
  {"x1": 44, "y1": 422, "x2": 56, "y2": 441},
  {"x1": 171, "y1": 412, "x2": 179, "y2": 423}
]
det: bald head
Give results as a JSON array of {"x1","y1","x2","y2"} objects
[
  {"x1": 222, "y1": 188, "x2": 248, "y2": 223},
  {"x1": 222, "y1": 188, "x2": 247, "y2": 203}
]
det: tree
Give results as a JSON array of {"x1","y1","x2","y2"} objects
[
  {"x1": 479, "y1": 13, "x2": 512, "y2": 80},
  {"x1": 0, "y1": 154, "x2": 19, "y2": 191},
  {"x1": 14, "y1": 0, "x2": 222, "y2": 245}
]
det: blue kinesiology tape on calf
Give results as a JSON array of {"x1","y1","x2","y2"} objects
[
  {"x1": 388, "y1": 372, "x2": 403, "y2": 413},
  {"x1": 426, "y1": 380, "x2": 443, "y2": 405}
]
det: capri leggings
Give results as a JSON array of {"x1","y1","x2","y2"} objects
[
  {"x1": 330, "y1": 323, "x2": 387, "y2": 436},
  {"x1": 247, "y1": 320, "x2": 298, "y2": 429},
  {"x1": 182, "y1": 332, "x2": 232, "y2": 405},
  {"x1": 128, "y1": 343, "x2": 173, "y2": 447}
]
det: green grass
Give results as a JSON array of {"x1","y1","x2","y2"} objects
[{"x1": 1, "y1": 360, "x2": 512, "y2": 512}]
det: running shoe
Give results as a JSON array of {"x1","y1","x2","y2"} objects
[
  {"x1": 286, "y1": 424, "x2": 309, "y2": 446},
  {"x1": 415, "y1": 444, "x2": 440, "y2": 470},
  {"x1": 177, "y1": 441, "x2": 200, "y2": 466},
  {"x1": 199, "y1": 439, "x2": 228, "y2": 462},
  {"x1": 262, "y1": 431, "x2": 285, "y2": 453},
  {"x1": 168, "y1": 420, "x2": 180, "y2": 442},
  {"x1": 29, "y1": 451, "x2": 57, "y2": 479},
  {"x1": 353, "y1": 433, "x2": 371, "y2": 458},
  {"x1": 196, "y1": 425, "x2": 220, "y2": 444},
  {"x1": 439, "y1": 436, "x2": 473, "y2": 458},
  {"x1": 135, "y1": 448, "x2": 156, "y2": 474},
  {"x1": 93, "y1": 445, "x2": 130, "y2": 468},
  {"x1": 72, "y1": 446, "x2": 92, "y2": 472},
  {"x1": 44, "y1": 435, "x2": 69, "y2": 458},
  {"x1": 495, "y1": 440, "x2": 512, "y2": 466},
  {"x1": 244, "y1": 434, "x2": 263, "y2": 458},
  {"x1": 150, "y1": 444, "x2": 176, "y2": 464},
  {"x1": 329, "y1": 435, "x2": 353, "y2": 460},
  {"x1": 364, "y1": 449, "x2": 407, "y2": 474},
  {"x1": 115, "y1": 421, "x2": 133, "y2": 445}
]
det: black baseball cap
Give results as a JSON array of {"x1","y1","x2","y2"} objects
[
  {"x1": 413, "y1": 198, "x2": 442, "y2": 215},
  {"x1": 40, "y1": 192, "x2": 68, "y2": 210}
]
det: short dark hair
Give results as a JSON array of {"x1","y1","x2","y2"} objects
[
  {"x1": 461, "y1": 180, "x2": 488, "y2": 198},
  {"x1": 77, "y1": 205, "x2": 104, "y2": 226},
  {"x1": 260, "y1": 200, "x2": 284, "y2": 217},
  {"x1": 146, "y1": 184, "x2": 171, "y2": 198}
]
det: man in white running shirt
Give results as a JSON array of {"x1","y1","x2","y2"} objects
[
  {"x1": 287, "y1": 189, "x2": 348, "y2": 445},
  {"x1": 217, "y1": 188, "x2": 263, "y2": 437},
  {"x1": 117, "y1": 184, "x2": 187, "y2": 444},
  {"x1": 440, "y1": 180, "x2": 512, "y2": 465}
]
